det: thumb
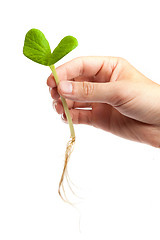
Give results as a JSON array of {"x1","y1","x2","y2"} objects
[{"x1": 58, "y1": 80, "x2": 123, "y2": 105}]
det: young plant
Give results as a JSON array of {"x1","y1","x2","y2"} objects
[{"x1": 23, "y1": 28, "x2": 78, "y2": 202}]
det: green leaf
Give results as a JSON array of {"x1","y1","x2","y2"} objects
[
  {"x1": 51, "y1": 36, "x2": 78, "y2": 65},
  {"x1": 23, "y1": 29, "x2": 78, "y2": 66},
  {"x1": 23, "y1": 28, "x2": 52, "y2": 66}
]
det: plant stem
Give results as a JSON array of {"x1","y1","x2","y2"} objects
[{"x1": 49, "y1": 64, "x2": 75, "y2": 140}]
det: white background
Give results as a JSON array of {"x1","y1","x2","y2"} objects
[{"x1": 0, "y1": 0, "x2": 160, "y2": 239}]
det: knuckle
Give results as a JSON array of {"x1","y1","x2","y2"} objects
[
  {"x1": 82, "y1": 82, "x2": 94, "y2": 98},
  {"x1": 118, "y1": 57, "x2": 130, "y2": 69},
  {"x1": 117, "y1": 57, "x2": 127, "y2": 64},
  {"x1": 110, "y1": 84, "x2": 125, "y2": 107}
]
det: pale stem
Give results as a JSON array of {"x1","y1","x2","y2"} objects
[{"x1": 49, "y1": 64, "x2": 75, "y2": 140}]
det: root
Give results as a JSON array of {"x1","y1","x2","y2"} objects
[{"x1": 58, "y1": 137, "x2": 76, "y2": 204}]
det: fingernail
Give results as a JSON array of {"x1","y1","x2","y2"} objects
[
  {"x1": 60, "y1": 81, "x2": 72, "y2": 94},
  {"x1": 52, "y1": 101, "x2": 57, "y2": 111},
  {"x1": 61, "y1": 113, "x2": 67, "y2": 122},
  {"x1": 49, "y1": 87, "x2": 52, "y2": 94}
]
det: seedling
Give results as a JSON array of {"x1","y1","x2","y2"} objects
[{"x1": 23, "y1": 28, "x2": 78, "y2": 202}]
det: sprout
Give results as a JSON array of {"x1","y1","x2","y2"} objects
[{"x1": 23, "y1": 28, "x2": 78, "y2": 202}]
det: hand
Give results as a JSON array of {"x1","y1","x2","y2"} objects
[{"x1": 47, "y1": 56, "x2": 160, "y2": 148}]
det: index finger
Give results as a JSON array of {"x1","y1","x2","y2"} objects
[
  {"x1": 47, "y1": 56, "x2": 116, "y2": 87},
  {"x1": 56, "y1": 56, "x2": 108, "y2": 80}
]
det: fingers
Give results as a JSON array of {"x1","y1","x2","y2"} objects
[
  {"x1": 58, "y1": 80, "x2": 123, "y2": 105},
  {"x1": 53, "y1": 98, "x2": 92, "y2": 114},
  {"x1": 52, "y1": 100, "x2": 63, "y2": 114},
  {"x1": 49, "y1": 76, "x2": 125, "y2": 107},
  {"x1": 55, "y1": 56, "x2": 106, "y2": 80},
  {"x1": 47, "y1": 56, "x2": 120, "y2": 106},
  {"x1": 47, "y1": 74, "x2": 57, "y2": 88},
  {"x1": 62, "y1": 109, "x2": 92, "y2": 125},
  {"x1": 50, "y1": 87, "x2": 60, "y2": 100},
  {"x1": 56, "y1": 56, "x2": 120, "y2": 83},
  {"x1": 49, "y1": 80, "x2": 92, "y2": 114},
  {"x1": 46, "y1": 56, "x2": 102, "y2": 89},
  {"x1": 51, "y1": 98, "x2": 93, "y2": 126},
  {"x1": 47, "y1": 56, "x2": 119, "y2": 87}
]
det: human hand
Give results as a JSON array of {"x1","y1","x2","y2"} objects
[{"x1": 47, "y1": 56, "x2": 160, "y2": 148}]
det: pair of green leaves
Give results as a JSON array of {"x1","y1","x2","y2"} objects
[{"x1": 23, "y1": 28, "x2": 78, "y2": 66}]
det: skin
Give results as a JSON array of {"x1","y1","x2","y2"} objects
[{"x1": 47, "y1": 56, "x2": 160, "y2": 148}]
